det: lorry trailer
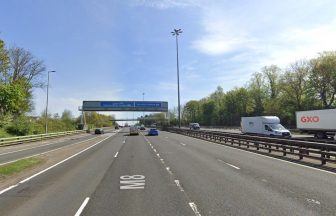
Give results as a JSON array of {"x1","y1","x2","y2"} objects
[{"x1": 296, "y1": 109, "x2": 336, "y2": 139}]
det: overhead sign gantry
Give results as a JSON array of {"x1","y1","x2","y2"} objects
[{"x1": 81, "y1": 101, "x2": 168, "y2": 112}]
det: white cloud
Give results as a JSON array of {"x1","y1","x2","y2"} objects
[
  {"x1": 192, "y1": 18, "x2": 256, "y2": 55},
  {"x1": 263, "y1": 20, "x2": 336, "y2": 66},
  {"x1": 191, "y1": 2, "x2": 336, "y2": 68}
]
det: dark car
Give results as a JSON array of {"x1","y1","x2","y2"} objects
[
  {"x1": 140, "y1": 125, "x2": 146, "y2": 130},
  {"x1": 148, "y1": 128, "x2": 159, "y2": 136},
  {"x1": 189, "y1": 123, "x2": 200, "y2": 130},
  {"x1": 95, "y1": 128, "x2": 104, "y2": 134},
  {"x1": 115, "y1": 125, "x2": 119, "y2": 129}
]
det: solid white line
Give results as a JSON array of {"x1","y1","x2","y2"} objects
[
  {"x1": 74, "y1": 197, "x2": 90, "y2": 216},
  {"x1": 166, "y1": 132, "x2": 336, "y2": 176},
  {"x1": 114, "y1": 152, "x2": 119, "y2": 158},
  {"x1": 19, "y1": 135, "x2": 112, "y2": 184},
  {"x1": 189, "y1": 202, "x2": 201, "y2": 216},
  {"x1": 0, "y1": 184, "x2": 18, "y2": 195},
  {"x1": 0, "y1": 136, "x2": 100, "y2": 167}
]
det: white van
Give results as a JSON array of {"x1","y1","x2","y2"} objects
[
  {"x1": 129, "y1": 126, "x2": 139, "y2": 136},
  {"x1": 241, "y1": 116, "x2": 291, "y2": 137}
]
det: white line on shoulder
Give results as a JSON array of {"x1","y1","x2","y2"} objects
[{"x1": 74, "y1": 197, "x2": 90, "y2": 216}]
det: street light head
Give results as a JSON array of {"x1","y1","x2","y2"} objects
[
  {"x1": 171, "y1": 28, "x2": 182, "y2": 36},
  {"x1": 49, "y1": 70, "x2": 56, "y2": 73}
]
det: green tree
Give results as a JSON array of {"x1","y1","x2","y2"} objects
[
  {"x1": 248, "y1": 72, "x2": 265, "y2": 115},
  {"x1": 0, "y1": 79, "x2": 31, "y2": 116},
  {"x1": 262, "y1": 65, "x2": 281, "y2": 99},
  {"x1": 0, "y1": 39, "x2": 9, "y2": 80},
  {"x1": 309, "y1": 51, "x2": 336, "y2": 108},
  {"x1": 281, "y1": 60, "x2": 310, "y2": 110}
]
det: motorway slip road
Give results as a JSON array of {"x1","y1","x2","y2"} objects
[
  {"x1": 0, "y1": 128, "x2": 335, "y2": 215},
  {"x1": 0, "y1": 133, "x2": 96, "y2": 166}
]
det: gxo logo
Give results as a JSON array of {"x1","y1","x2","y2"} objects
[{"x1": 301, "y1": 116, "x2": 319, "y2": 123}]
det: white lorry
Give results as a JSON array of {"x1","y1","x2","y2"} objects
[
  {"x1": 296, "y1": 109, "x2": 336, "y2": 139},
  {"x1": 241, "y1": 116, "x2": 291, "y2": 137}
]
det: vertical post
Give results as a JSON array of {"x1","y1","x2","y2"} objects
[
  {"x1": 172, "y1": 29, "x2": 182, "y2": 128},
  {"x1": 176, "y1": 35, "x2": 181, "y2": 128},
  {"x1": 45, "y1": 72, "x2": 50, "y2": 134},
  {"x1": 45, "y1": 70, "x2": 55, "y2": 134},
  {"x1": 142, "y1": 92, "x2": 145, "y2": 125}
]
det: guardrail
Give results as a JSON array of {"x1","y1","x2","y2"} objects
[
  {"x1": 166, "y1": 128, "x2": 336, "y2": 166},
  {"x1": 0, "y1": 130, "x2": 85, "y2": 147}
]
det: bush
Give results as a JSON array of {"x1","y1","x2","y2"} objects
[
  {"x1": 6, "y1": 115, "x2": 32, "y2": 136},
  {"x1": 0, "y1": 128, "x2": 11, "y2": 138}
]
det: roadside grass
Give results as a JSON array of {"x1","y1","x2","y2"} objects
[{"x1": 0, "y1": 157, "x2": 44, "y2": 178}]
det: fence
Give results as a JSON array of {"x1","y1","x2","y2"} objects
[
  {"x1": 166, "y1": 128, "x2": 336, "y2": 166},
  {"x1": 0, "y1": 130, "x2": 85, "y2": 147}
]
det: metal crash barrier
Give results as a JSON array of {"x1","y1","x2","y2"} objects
[
  {"x1": 166, "y1": 128, "x2": 336, "y2": 166},
  {"x1": 0, "y1": 130, "x2": 85, "y2": 147}
]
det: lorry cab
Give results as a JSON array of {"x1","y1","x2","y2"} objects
[{"x1": 264, "y1": 122, "x2": 291, "y2": 137}]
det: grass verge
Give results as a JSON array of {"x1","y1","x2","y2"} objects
[{"x1": 0, "y1": 157, "x2": 44, "y2": 178}]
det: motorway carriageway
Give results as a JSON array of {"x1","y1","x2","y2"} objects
[{"x1": 0, "y1": 128, "x2": 335, "y2": 215}]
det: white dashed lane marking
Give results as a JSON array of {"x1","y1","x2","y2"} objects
[
  {"x1": 189, "y1": 202, "x2": 201, "y2": 216},
  {"x1": 217, "y1": 159, "x2": 240, "y2": 170},
  {"x1": 143, "y1": 133, "x2": 202, "y2": 216},
  {"x1": 114, "y1": 152, "x2": 119, "y2": 158}
]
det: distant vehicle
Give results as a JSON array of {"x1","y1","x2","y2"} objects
[
  {"x1": 148, "y1": 128, "x2": 159, "y2": 136},
  {"x1": 95, "y1": 128, "x2": 104, "y2": 134},
  {"x1": 296, "y1": 109, "x2": 336, "y2": 139},
  {"x1": 189, "y1": 123, "x2": 200, "y2": 130},
  {"x1": 150, "y1": 123, "x2": 157, "y2": 128},
  {"x1": 124, "y1": 123, "x2": 129, "y2": 127},
  {"x1": 241, "y1": 116, "x2": 291, "y2": 137},
  {"x1": 129, "y1": 126, "x2": 139, "y2": 135},
  {"x1": 140, "y1": 125, "x2": 146, "y2": 130},
  {"x1": 115, "y1": 125, "x2": 119, "y2": 129}
]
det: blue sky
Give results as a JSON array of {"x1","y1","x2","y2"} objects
[{"x1": 1, "y1": 0, "x2": 336, "y2": 119}]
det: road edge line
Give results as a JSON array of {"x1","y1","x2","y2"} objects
[
  {"x1": 19, "y1": 135, "x2": 112, "y2": 184},
  {"x1": 74, "y1": 197, "x2": 90, "y2": 216}
]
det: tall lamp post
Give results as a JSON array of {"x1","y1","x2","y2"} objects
[
  {"x1": 171, "y1": 28, "x2": 182, "y2": 128},
  {"x1": 142, "y1": 92, "x2": 145, "y2": 125},
  {"x1": 45, "y1": 70, "x2": 56, "y2": 134}
]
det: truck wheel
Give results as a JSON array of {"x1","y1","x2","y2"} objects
[{"x1": 316, "y1": 132, "x2": 327, "y2": 139}]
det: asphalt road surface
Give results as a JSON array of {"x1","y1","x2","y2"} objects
[{"x1": 0, "y1": 128, "x2": 335, "y2": 216}]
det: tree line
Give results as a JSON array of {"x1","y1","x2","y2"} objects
[
  {"x1": 0, "y1": 38, "x2": 113, "y2": 137},
  {"x1": 173, "y1": 51, "x2": 336, "y2": 127}
]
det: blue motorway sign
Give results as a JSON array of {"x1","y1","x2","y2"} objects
[{"x1": 82, "y1": 101, "x2": 168, "y2": 112}]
